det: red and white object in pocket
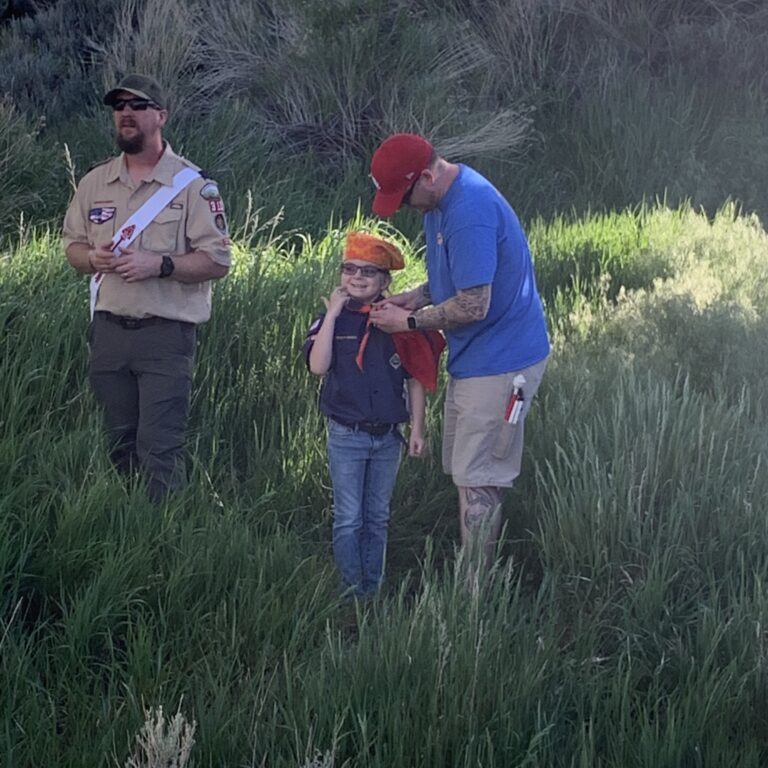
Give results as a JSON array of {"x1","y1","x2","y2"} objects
[{"x1": 504, "y1": 374, "x2": 526, "y2": 424}]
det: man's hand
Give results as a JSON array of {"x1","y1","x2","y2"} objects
[
  {"x1": 376, "y1": 283, "x2": 430, "y2": 312},
  {"x1": 88, "y1": 243, "x2": 119, "y2": 273},
  {"x1": 369, "y1": 302, "x2": 410, "y2": 333},
  {"x1": 378, "y1": 291, "x2": 416, "y2": 310},
  {"x1": 112, "y1": 248, "x2": 163, "y2": 283}
]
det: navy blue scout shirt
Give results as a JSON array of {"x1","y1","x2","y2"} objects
[{"x1": 303, "y1": 304, "x2": 410, "y2": 425}]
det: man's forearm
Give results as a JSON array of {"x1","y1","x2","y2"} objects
[
  {"x1": 397, "y1": 282, "x2": 433, "y2": 311},
  {"x1": 171, "y1": 250, "x2": 229, "y2": 283},
  {"x1": 414, "y1": 282, "x2": 432, "y2": 309},
  {"x1": 66, "y1": 242, "x2": 97, "y2": 274},
  {"x1": 412, "y1": 284, "x2": 491, "y2": 330},
  {"x1": 67, "y1": 243, "x2": 228, "y2": 283}
]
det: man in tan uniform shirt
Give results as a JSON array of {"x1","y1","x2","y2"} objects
[{"x1": 63, "y1": 74, "x2": 231, "y2": 500}]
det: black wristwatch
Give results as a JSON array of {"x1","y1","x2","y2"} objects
[
  {"x1": 159, "y1": 255, "x2": 175, "y2": 278},
  {"x1": 407, "y1": 314, "x2": 417, "y2": 330}
]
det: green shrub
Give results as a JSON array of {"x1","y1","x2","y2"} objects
[
  {"x1": 9, "y1": 0, "x2": 768, "y2": 236},
  {"x1": 0, "y1": 100, "x2": 65, "y2": 240}
]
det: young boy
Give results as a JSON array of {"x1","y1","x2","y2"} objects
[{"x1": 304, "y1": 232, "x2": 442, "y2": 598}]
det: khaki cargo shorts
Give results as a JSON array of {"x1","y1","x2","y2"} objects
[{"x1": 442, "y1": 356, "x2": 548, "y2": 488}]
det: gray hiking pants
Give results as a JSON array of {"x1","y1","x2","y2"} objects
[{"x1": 88, "y1": 311, "x2": 196, "y2": 501}]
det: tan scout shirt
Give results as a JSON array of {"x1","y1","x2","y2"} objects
[{"x1": 63, "y1": 143, "x2": 232, "y2": 324}]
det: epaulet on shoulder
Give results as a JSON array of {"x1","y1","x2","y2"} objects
[
  {"x1": 178, "y1": 156, "x2": 203, "y2": 174},
  {"x1": 85, "y1": 156, "x2": 116, "y2": 174}
]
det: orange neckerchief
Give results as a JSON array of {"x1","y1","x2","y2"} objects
[
  {"x1": 346, "y1": 300, "x2": 446, "y2": 392},
  {"x1": 346, "y1": 300, "x2": 375, "y2": 370}
]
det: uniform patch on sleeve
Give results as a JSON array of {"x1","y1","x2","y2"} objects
[
  {"x1": 209, "y1": 200, "x2": 225, "y2": 213},
  {"x1": 214, "y1": 213, "x2": 228, "y2": 233},
  {"x1": 200, "y1": 182, "x2": 221, "y2": 200},
  {"x1": 89, "y1": 207, "x2": 116, "y2": 224}
]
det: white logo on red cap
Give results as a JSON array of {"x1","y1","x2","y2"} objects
[{"x1": 370, "y1": 174, "x2": 381, "y2": 190}]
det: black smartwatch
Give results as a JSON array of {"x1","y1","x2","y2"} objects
[
  {"x1": 159, "y1": 255, "x2": 175, "y2": 278},
  {"x1": 407, "y1": 314, "x2": 417, "y2": 330}
]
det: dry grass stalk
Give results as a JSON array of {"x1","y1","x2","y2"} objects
[{"x1": 124, "y1": 705, "x2": 196, "y2": 768}]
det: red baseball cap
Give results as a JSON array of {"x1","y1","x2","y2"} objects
[{"x1": 370, "y1": 133, "x2": 433, "y2": 217}]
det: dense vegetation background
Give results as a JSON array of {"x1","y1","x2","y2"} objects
[
  {"x1": 2, "y1": 1, "x2": 768, "y2": 766},
  {"x1": 1, "y1": 0, "x2": 768, "y2": 239}
]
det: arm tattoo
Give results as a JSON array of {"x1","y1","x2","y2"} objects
[
  {"x1": 413, "y1": 284, "x2": 491, "y2": 330},
  {"x1": 463, "y1": 487, "x2": 503, "y2": 531}
]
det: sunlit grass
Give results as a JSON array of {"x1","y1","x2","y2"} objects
[{"x1": 2, "y1": 204, "x2": 768, "y2": 765}]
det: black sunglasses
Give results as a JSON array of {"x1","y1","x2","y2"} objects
[
  {"x1": 112, "y1": 98, "x2": 161, "y2": 112},
  {"x1": 402, "y1": 172, "x2": 421, "y2": 206},
  {"x1": 340, "y1": 263, "x2": 388, "y2": 278}
]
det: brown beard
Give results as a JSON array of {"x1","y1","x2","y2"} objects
[{"x1": 117, "y1": 132, "x2": 144, "y2": 154}]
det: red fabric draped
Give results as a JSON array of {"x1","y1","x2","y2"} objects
[{"x1": 350, "y1": 303, "x2": 445, "y2": 392}]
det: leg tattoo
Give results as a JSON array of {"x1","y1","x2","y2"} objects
[
  {"x1": 458, "y1": 485, "x2": 505, "y2": 575},
  {"x1": 462, "y1": 486, "x2": 502, "y2": 531}
]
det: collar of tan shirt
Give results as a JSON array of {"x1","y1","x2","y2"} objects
[{"x1": 105, "y1": 142, "x2": 182, "y2": 187}]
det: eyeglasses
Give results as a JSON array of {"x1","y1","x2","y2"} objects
[
  {"x1": 112, "y1": 98, "x2": 161, "y2": 112},
  {"x1": 340, "y1": 263, "x2": 388, "y2": 278}
]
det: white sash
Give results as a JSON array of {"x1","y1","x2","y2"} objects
[{"x1": 89, "y1": 166, "x2": 201, "y2": 319}]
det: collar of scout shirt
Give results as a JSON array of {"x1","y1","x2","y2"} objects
[{"x1": 106, "y1": 142, "x2": 189, "y2": 186}]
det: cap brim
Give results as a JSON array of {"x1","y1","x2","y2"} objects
[
  {"x1": 103, "y1": 87, "x2": 154, "y2": 106},
  {"x1": 372, "y1": 189, "x2": 407, "y2": 218}
]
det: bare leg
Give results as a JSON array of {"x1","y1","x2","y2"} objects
[{"x1": 458, "y1": 485, "x2": 504, "y2": 571}]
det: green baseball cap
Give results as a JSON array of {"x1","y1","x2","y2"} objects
[{"x1": 103, "y1": 74, "x2": 166, "y2": 109}]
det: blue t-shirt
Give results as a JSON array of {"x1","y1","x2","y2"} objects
[{"x1": 423, "y1": 165, "x2": 549, "y2": 378}]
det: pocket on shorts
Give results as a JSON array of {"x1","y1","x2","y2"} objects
[{"x1": 491, "y1": 419, "x2": 519, "y2": 460}]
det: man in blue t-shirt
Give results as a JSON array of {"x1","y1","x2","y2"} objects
[{"x1": 369, "y1": 133, "x2": 550, "y2": 569}]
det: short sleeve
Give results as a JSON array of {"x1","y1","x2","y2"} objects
[
  {"x1": 184, "y1": 177, "x2": 232, "y2": 266},
  {"x1": 447, "y1": 224, "x2": 497, "y2": 289},
  {"x1": 302, "y1": 314, "x2": 325, "y2": 369},
  {"x1": 62, "y1": 182, "x2": 91, "y2": 251}
]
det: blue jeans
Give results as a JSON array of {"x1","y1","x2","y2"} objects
[{"x1": 327, "y1": 420, "x2": 403, "y2": 596}]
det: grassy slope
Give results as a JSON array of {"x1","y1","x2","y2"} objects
[{"x1": 2, "y1": 205, "x2": 768, "y2": 766}]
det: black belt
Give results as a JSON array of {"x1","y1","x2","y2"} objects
[
  {"x1": 95, "y1": 311, "x2": 190, "y2": 330},
  {"x1": 331, "y1": 417, "x2": 400, "y2": 436}
]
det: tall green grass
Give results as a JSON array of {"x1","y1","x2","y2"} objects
[
  {"x1": 2, "y1": 204, "x2": 768, "y2": 765},
  {"x1": 2, "y1": 0, "x2": 768, "y2": 238}
]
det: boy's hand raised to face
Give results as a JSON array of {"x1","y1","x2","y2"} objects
[{"x1": 321, "y1": 287, "x2": 349, "y2": 317}]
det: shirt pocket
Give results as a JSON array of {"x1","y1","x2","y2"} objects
[
  {"x1": 140, "y1": 208, "x2": 183, "y2": 254},
  {"x1": 86, "y1": 210, "x2": 117, "y2": 245}
]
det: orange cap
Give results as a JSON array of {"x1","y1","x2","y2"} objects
[{"x1": 344, "y1": 232, "x2": 405, "y2": 270}]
